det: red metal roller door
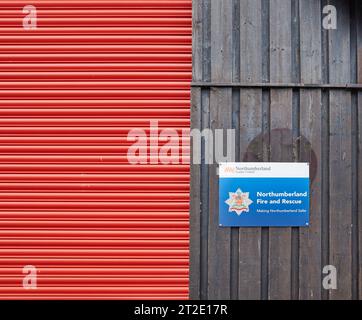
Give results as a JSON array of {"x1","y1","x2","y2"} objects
[{"x1": 0, "y1": 0, "x2": 191, "y2": 299}]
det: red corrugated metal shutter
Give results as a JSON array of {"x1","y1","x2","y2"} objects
[{"x1": 0, "y1": 0, "x2": 191, "y2": 299}]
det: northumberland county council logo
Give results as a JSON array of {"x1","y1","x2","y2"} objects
[{"x1": 225, "y1": 188, "x2": 253, "y2": 215}]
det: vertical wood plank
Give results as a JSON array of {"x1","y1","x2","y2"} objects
[
  {"x1": 329, "y1": 91, "x2": 352, "y2": 300},
  {"x1": 189, "y1": 0, "x2": 203, "y2": 300},
  {"x1": 299, "y1": 90, "x2": 322, "y2": 299},
  {"x1": 238, "y1": 0, "x2": 263, "y2": 300},
  {"x1": 351, "y1": 0, "x2": 359, "y2": 299},
  {"x1": 192, "y1": 0, "x2": 203, "y2": 83},
  {"x1": 269, "y1": 90, "x2": 293, "y2": 299},
  {"x1": 290, "y1": 1, "x2": 300, "y2": 300},
  {"x1": 300, "y1": 0, "x2": 322, "y2": 84},
  {"x1": 269, "y1": 0, "x2": 292, "y2": 83},
  {"x1": 357, "y1": 0, "x2": 362, "y2": 301},
  {"x1": 239, "y1": 90, "x2": 262, "y2": 299},
  {"x1": 357, "y1": 0, "x2": 362, "y2": 84},
  {"x1": 298, "y1": 0, "x2": 322, "y2": 300},
  {"x1": 328, "y1": 1, "x2": 351, "y2": 85},
  {"x1": 240, "y1": 0, "x2": 262, "y2": 83},
  {"x1": 208, "y1": 0, "x2": 233, "y2": 299},
  {"x1": 208, "y1": 88, "x2": 232, "y2": 299},
  {"x1": 359, "y1": 91, "x2": 362, "y2": 300},
  {"x1": 210, "y1": 0, "x2": 232, "y2": 83},
  {"x1": 269, "y1": 0, "x2": 292, "y2": 300},
  {"x1": 328, "y1": 0, "x2": 353, "y2": 300},
  {"x1": 190, "y1": 88, "x2": 201, "y2": 300},
  {"x1": 320, "y1": 0, "x2": 330, "y2": 301},
  {"x1": 359, "y1": 50, "x2": 362, "y2": 83},
  {"x1": 230, "y1": 0, "x2": 241, "y2": 300}
]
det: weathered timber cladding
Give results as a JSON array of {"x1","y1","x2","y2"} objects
[{"x1": 191, "y1": 0, "x2": 362, "y2": 300}]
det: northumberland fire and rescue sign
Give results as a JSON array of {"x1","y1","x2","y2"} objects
[{"x1": 219, "y1": 163, "x2": 310, "y2": 227}]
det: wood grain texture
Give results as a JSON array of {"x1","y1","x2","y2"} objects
[
  {"x1": 300, "y1": 0, "x2": 322, "y2": 84},
  {"x1": 238, "y1": 0, "x2": 263, "y2": 300},
  {"x1": 269, "y1": 89, "x2": 293, "y2": 300},
  {"x1": 210, "y1": 0, "x2": 232, "y2": 83},
  {"x1": 359, "y1": 49, "x2": 362, "y2": 84},
  {"x1": 359, "y1": 91, "x2": 362, "y2": 300},
  {"x1": 190, "y1": 87, "x2": 201, "y2": 300},
  {"x1": 358, "y1": 4, "x2": 362, "y2": 298},
  {"x1": 240, "y1": 0, "x2": 262, "y2": 83},
  {"x1": 358, "y1": 0, "x2": 362, "y2": 84},
  {"x1": 192, "y1": 0, "x2": 203, "y2": 82},
  {"x1": 208, "y1": 88, "x2": 232, "y2": 299},
  {"x1": 238, "y1": 89, "x2": 262, "y2": 299},
  {"x1": 190, "y1": 0, "x2": 203, "y2": 299},
  {"x1": 329, "y1": 90, "x2": 352, "y2": 300},
  {"x1": 200, "y1": 89, "x2": 210, "y2": 300},
  {"x1": 269, "y1": 0, "x2": 292, "y2": 83},
  {"x1": 298, "y1": 0, "x2": 323, "y2": 300},
  {"x1": 207, "y1": 0, "x2": 233, "y2": 299},
  {"x1": 328, "y1": 0, "x2": 352, "y2": 300},
  {"x1": 190, "y1": 0, "x2": 360, "y2": 300},
  {"x1": 268, "y1": 0, "x2": 292, "y2": 300},
  {"x1": 299, "y1": 89, "x2": 322, "y2": 299},
  {"x1": 328, "y1": 0, "x2": 350, "y2": 85}
]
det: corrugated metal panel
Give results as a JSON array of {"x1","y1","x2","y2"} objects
[{"x1": 0, "y1": 0, "x2": 191, "y2": 299}]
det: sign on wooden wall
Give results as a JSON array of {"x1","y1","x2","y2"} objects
[{"x1": 219, "y1": 163, "x2": 310, "y2": 227}]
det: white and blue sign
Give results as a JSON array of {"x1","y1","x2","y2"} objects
[{"x1": 219, "y1": 162, "x2": 310, "y2": 227}]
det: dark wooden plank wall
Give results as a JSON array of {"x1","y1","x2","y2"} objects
[{"x1": 190, "y1": 0, "x2": 362, "y2": 300}]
